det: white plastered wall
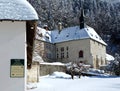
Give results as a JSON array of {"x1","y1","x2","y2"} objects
[{"x1": 0, "y1": 21, "x2": 26, "y2": 91}]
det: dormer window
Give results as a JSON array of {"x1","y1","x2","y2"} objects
[
  {"x1": 95, "y1": 35, "x2": 98, "y2": 38},
  {"x1": 66, "y1": 35, "x2": 69, "y2": 37},
  {"x1": 39, "y1": 33, "x2": 43, "y2": 37},
  {"x1": 37, "y1": 32, "x2": 43, "y2": 38},
  {"x1": 66, "y1": 33, "x2": 69, "y2": 37},
  {"x1": 90, "y1": 33, "x2": 93, "y2": 36},
  {"x1": 55, "y1": 37, "x2": 57, "y2": 39},
  {"x1": 46, "y1": 36, "x2": 49, "y2": 39}
]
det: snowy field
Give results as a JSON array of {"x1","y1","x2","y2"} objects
[{"x1": 27, "y1": 72, "x2": 120, "y2": 91}]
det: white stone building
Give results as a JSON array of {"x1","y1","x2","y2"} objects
[
  {"x1": 0, "y1": 0, "x2": 38, "y2": 91},
  {"x1": 35, "y1": 9, "x2": 107, "y2": 69}
]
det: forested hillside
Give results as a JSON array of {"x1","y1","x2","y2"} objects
[{"x1": 28, "y1": 0, "x2": 120, "y2": 56}]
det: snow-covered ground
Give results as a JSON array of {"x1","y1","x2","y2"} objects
[{"x1": 27, "y1": 72, "x2": 120, "y2": 91}]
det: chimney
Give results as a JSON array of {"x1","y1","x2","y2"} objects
[
  {"x1": 79, "y1": 8, "x2": 85, "y2": 29},
  {"x1": 58, "y1": 22, "x2": 62, "y2": 33}
]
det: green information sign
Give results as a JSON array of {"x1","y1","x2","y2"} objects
[{"x1": 10, "y1": 59, "x2": 24, "y2": 78}]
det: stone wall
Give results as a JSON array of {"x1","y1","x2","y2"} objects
[
  {"x1": 27, "y1": 61, "x2": 40, "y2": 83},
  {"x1": 90, "y1": 39, "x2": 106, "y2": 68},
  {"x1": 34, "y1": 39, "x2": 56, "y2": 62},
  {"x1": 55, "y1": 39, "x2": 90, "y2": 63},
  {"x1": 40, "y1": 63, "x2": 66, "y2": 76}
]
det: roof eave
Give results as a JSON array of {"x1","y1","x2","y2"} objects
[
  {"x1": 0, "y1": 19, "x2": 38, "y2": 21},
  {"x1": 90, "y1": 38, "x2": 107, "y2": 46}
]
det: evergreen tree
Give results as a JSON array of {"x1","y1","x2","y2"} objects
[{"x1": 106, "y1": 53, "x2": 120, "y2": 76}]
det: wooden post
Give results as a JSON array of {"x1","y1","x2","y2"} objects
[{"x1": 26, "y1": 21, "x2": 37, "y2": 69}]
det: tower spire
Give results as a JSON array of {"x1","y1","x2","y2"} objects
[{"x1": 79, "y1": 0, "x2": 85, "y2": 29}]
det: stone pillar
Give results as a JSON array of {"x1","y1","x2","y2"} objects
[{"x1": 27, "y1": 61, "x2": 40, "y2": 83}]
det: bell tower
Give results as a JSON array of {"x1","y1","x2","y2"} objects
[{"x1": 79, "y1": 0, "x2": 85, "y2": 29}]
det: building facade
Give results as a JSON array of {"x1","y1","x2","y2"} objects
[
  {"x1": 34, "y1": 39, "x2": 56, "y2": 62},
  {"x1": 35, "y1": 25, "x2": 107, "y2": 69},
  {"x1": 35, "y1": 8, "x2": 107, "y2": 69}
]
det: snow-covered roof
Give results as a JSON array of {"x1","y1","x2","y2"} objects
[
  {"x1": 36, "y1": 26, "x2": 107, "y2": 45},
  {"x1": 51, "y1": 26, "x2": 106, "y2": 45},
  {"x1": 0, "y1": 0, "x2": 38, "y2": 20},
  {"x1": 36, "y1": 27, "x2": 52, "y2": 42},
  {"x1": 40, "y1": 62, "x2": 65, "y2": 66},
  {"x1": 106, "y1": 54, "x2": 115, "y2": 61}
]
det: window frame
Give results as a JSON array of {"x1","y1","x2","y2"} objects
[{"x1": 79, "y1": 50, "x2": 84, "y2": 58}]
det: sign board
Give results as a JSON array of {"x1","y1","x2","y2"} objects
[{"x1": 10, "y1": 59, "x2": 24, "y2": 78}]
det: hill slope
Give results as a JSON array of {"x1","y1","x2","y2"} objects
[{"x1": 28, "y1": 0, "x2": 120, "y2": 56}]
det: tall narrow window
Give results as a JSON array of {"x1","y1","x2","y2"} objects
[
  {"x1": 79, "y1": 50, "x2": 83, "y2": 58},
  {"x1": 61, "y1": 53, "x2": 64, "y2": 59},
  {"x1": 60, "y1": 47, "x2": 64, "y2": 59},
  {"x1": 67, "y1": 52, "x2": 69, "y2": 58},
  {"x1": 61, "y1": 47, "x2": 64, "y2": 51},
  {"x1": 66, "y1": 46, "x2": 69, "y2": 50},
  {"x1": 57, "y1": 54, "x2": 59, "y2": 59}
]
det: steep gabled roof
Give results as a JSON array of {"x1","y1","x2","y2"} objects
[
  {"x1": 0, "y1": 0, "x2": 38, "y2": 20},
  {"x1": 51, "y1": 26, "x2": 107, "y2": 45},
  {"x1": 36, "y1": 26, "x2": 107, "y2": 45}
]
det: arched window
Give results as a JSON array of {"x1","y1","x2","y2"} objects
[{"x1": 79, "y1": 50, "x2": 83, "y2": 58}]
